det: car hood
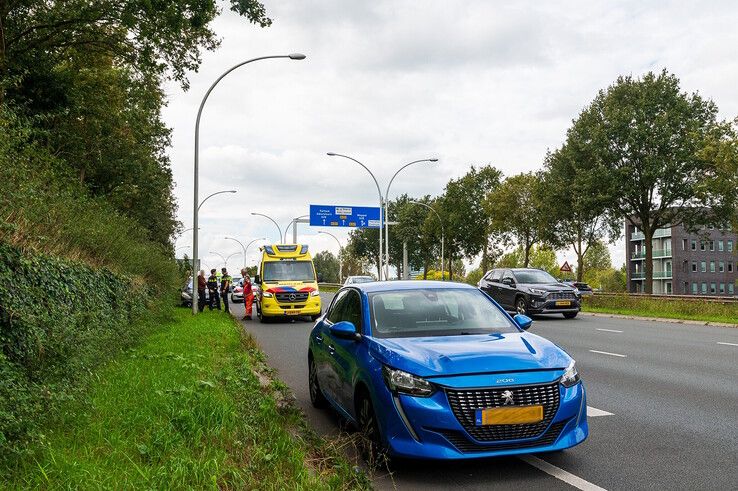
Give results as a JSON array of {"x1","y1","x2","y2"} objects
[
  {"x1": 519, "y1": 282, "x2": 575, "y2": 293},
  {"x1": 368, "y1": 332, "x2": 570, "y2": 377}
]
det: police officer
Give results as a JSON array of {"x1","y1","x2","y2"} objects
[
  {"x1": 207, "y1": 269, "x2": 220, "y2": 310},
  {"x1": 220, "y1": 267, "x2": 232, "y2": 312}
]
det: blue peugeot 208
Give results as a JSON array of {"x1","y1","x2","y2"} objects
[{"x1": 307, "y1": 281, "x2": 588, "y2": 461}]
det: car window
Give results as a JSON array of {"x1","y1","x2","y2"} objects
[
  {"x1": 327, "y1": 290, "x2": 350, "y2": 324},
  {"x1": 491, "y1": 270, "x2": 503, "y2": 282},
  {"x1": 502, "y1": 270, "x2": 514, "y2": 283},
  {"x1": 514, "y1": 270, "x2": 557, "y2": 284},
  {"x1": 342, "y1": 290, "x2": 363, "y2": 333},
  {"x1": 369, "y1": 288, "x2": 518, "y2": 338}
]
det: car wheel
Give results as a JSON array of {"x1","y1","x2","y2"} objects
[
  {"x1": 308, "y1": 355, "x2": 328, "y2": 408},
  {"x1": 257, "y1": 302, "x2": 268, "y2": 323},
  {"x1": 515, "y1": 296, "x2": 529, "y2": 316},
  {"x1": 310, "y1": 313, "x2": 321, "y2": 321},
  {"x1": 357, "y1": 392, "x2": 387, "y2": 469},
  {"x1": 563, "y1": 311, "x2": 578, "y2": 319}
]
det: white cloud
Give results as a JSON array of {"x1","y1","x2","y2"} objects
[{"x1": 166, "y1": 0, "x2": 738, "y2": 271}]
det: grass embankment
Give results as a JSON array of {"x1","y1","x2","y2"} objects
[
  {"x1": 3, "y1": 309, "x2": 368, "y2": 489},
  {"x1": 581, "y1": 295, "x2": 738, "y2": 325}
]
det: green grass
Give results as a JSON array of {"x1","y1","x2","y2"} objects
[
  {"x1": 2, "y1": 309, "x2": 369, "y2": 490},
  {"x1": 581, "y1": 295, "x2": 738, "y2": 325}
]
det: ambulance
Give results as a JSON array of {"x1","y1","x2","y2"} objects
[{"x1": 254, "y1": 244, "x2": 322, "y2": 322}]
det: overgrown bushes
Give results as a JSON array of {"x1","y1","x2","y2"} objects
[
  {"x1": 581, "y1": 294, "x2": 738, "y2": 324},
  {"x1": 0, "y1": 243, "x2": 158, "y2": 461}
]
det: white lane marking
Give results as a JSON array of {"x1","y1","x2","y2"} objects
[
  {"x1": 589, "y1": 349, "x2": 627, "y2": 358},
  {"x1": 519, "y1": 455, "x2": 608, "y2": 491},
  {"x1": 596, "y1": 328, "x2": 623, "y2": 333},
  {"x1": 587, "y1": 406, "x2": 614, "y2": 417},
  {"x1": 717, "y1": 342, "x2": 738, "y2": 347}
]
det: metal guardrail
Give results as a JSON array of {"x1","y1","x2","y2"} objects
[
  {"x1": 318, "y1": 282, "x2": 343, "y2": 289},
  {"x1": 592, "y1": 292, "x2": 738, "y2": 304}
]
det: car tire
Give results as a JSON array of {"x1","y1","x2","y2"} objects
[
  {"x1": 308, "y1": 354, "x2": 328, "y2": 409},
  {"x1": 515, "y1": 296, "x2": 529, "y2": 316},
  {"x1": 563, "y1": 312, "x2": 578, "y2": 319},
  {"x1": 310, "y1": 313, "x2": 321, "y2": 321},
  {"x1": 257, "y1": 303, "x2": 268, "y2": 323},
  {"x1": 356, "y1": 391, "x2": 388, "y2": 469}
]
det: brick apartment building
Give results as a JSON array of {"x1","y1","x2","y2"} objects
[{"x1": 625, "y1": 221, "x2": 738, "y2": 296}]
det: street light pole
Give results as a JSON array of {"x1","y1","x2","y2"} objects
[
  {"x1": 318, "y1": 230, "x2": 343, "y2": 282},
  {"x1": 384, "y1": 159, "x2": 438, "y2": 279},
  {"x1": 210, "y1": 251, "x2": 227, "y2": 268},
  {"x1": 197, "y1": 190, "x2": 237, "y2": 212},
  {"x1": 224, "y1": 237, "x2": 247, "y2": 268},
  {"x1": 408, "y1": 200, "x2": 445, "y2": 281},
  {"x1": 327, "y1": 152, "x2": 384, "y2": 280},
  {"x1": 192, "y1": 53, "x2": 306, "y2": 315},
  {"x1": 251, "y1": 213, "x2": 282, "y2": 243},
  {"x1": 283, "y1": 215, "x2": 309, "y2": 243}
]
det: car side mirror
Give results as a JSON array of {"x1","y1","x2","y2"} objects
[
  {"x1": 254, "y1": 274, "x2": 261, "y2": 284},
  {"x1": 329, "y1": 321, "x2": 360, "y2": 341},
  {"x1": 513, "y1": 314, "x2": 533, "y2": 330},
  {"x1": 502, "y1": 277, "x2": 515, "y2": 286}
]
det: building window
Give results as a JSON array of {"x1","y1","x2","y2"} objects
[
  {"x1": 730, "y1": 284, "x2": 735, "y2": 295},
  {"x1": 729, "y1": 262, "x2": 734, "y2": 273},
  {"x1": 710, "y1": 261, "x2": 716, "y2": 273},
  {"x1": 691, "y1": 262, "x2": 697, "y2": 272},
  {"x1": 710, "y1": 283, "x2": 716, "y2": 294},
  {"x1": 692, "y1": 283, "x2": 698, "y2": 294},
  {"x1": 709, "y1": 241, "x2": 715, "y2": 251},
  {"x1": 701, "y1": 261, "x2": 706, "y2": 273},
  {"x1": 719, "y1": 240, "x2": 724, "y2": 252},
  {"x1": 720, "y1": 283, "x2": 725, "y2": 294},
  {"x1": 683, "y1": 282, "x2": 689, "y2": 293},
  {"x1": 700, "y1": 241, "x2": 706, "y2": 251},
  {"x1": 682, "y1": 239, "x2": 687, "y2": 250},
  {"x1": 701, "y1": 282, "x2": 707, "y2": 294},
  {"x1": 719, "y1": 261, "x2": 725, "y2": 273},
  {"x1": 729, "y1": 240, "x2": 734, "y2": 252},
  {"x1": 691, "y1": 239, "x2": 697, "y2": 250}
]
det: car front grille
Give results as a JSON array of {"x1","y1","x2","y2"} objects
[
  {"x1": 445, "y1": 382, "x2": 560, "y2": 442},
  {"x1": 275, "y1": 292, "x2": 309, "y2": 303},
  {"x1": 433, "y1": 421, "x2": 567, "y2": 453},
  {"x1": 548, "y1": 291, "x2": 576, "y2": 300}
]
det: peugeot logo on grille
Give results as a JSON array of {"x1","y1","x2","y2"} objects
[
  {"x1": 501, "y1": 390, "x2": 514, "y2": 405},
  {"x1": 288, "y1": 293, "x2": 297, "y2": 301}
]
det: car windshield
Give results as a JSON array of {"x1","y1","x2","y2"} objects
[
  {"x1": 515, "y1": 270, "x2": 558, "y2": 284},
  {"x1": 351, "y1": 276, "x2": 373, "y2": 283},
  {"x1": 263, "y1": 260, "x2": 315, "y2": 282},
  {"x1": 368, "y1": 288, "x2": 518, "y2": 338}
]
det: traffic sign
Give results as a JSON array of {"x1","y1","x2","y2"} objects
[
  {"x1": 560, "y1": 261, "x2": 572, "y2": 273},
  {"x1": 309, "y1": 205, "x2": 381, "y2": 228}
]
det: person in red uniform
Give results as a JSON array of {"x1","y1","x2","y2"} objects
[{"x1": 241, "y1": 268, "x2": 254, "y2": 320}]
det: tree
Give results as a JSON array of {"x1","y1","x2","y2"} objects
[
  {"x1": 313, "y1": 251, "x2": 340, "y2": 283},
  {"x1": 496, "y1": 245, "x2": 558, "y2": 277},
  {"x1": 440, "y1": 165, "x2": 502, "y2": 279},
  {"x1": 486, "y1": 172, "x2": 546, "y2": 267},
  {"x1": 570, "y1": 70, "x2": 738, "y2": 293},
  {"x1": 582, "y1": 240, "x2": 612, "y2": 273},
  {"x1": 346, "y1": 228, "x2": 381, "y2": 278},
  {"x1": 541, "y1": 142, "x2": 619, "y2": 281}
]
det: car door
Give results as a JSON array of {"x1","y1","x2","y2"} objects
[
  {"x1": 482, "y1": 269, "x2": 503, "y2": 303},
  {"x1": 325, "y1": 289, "x2": 364, "y2": 414},
  {"x1": 499, "y1": 270, "x2": 517, "y2": 310},
  {"x1": 315, "y1": 289, "x2": 349, "y2": 404}
]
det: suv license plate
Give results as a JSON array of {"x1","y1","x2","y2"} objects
[
  {"x1": 475, "y1": 406, "x2": 544, "y2": 425},
  {"x1": 555, "y1": 300, "x2": 571, "y2": 306}
]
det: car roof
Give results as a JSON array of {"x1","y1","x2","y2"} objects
[{"x1": 348, "y1": 280, "x2": 476, "y2": 293}]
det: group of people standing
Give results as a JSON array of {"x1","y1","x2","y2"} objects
[{"x1": 195, "y1": 267, "x2": 254, "y2": 320}]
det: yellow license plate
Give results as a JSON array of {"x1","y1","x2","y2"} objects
[
  {"x1": 285, "y1": 310, "x2": 301, "y2": 315},
  {"x1": 475, "y1": 405, "x2": 544, "y2": 425},
  {"x1": 555, "y1": 300, "x2": 571, "y2": 306}
]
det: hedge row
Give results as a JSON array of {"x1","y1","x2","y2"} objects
[{"x1": 0, "y1": 243, "x2": 154, "y2": 461}]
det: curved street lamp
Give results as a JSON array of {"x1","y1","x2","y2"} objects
[
  {"x1": 251, "y1": 212, "x2": 282, "y2": 242},
  {"x1": 408, "y1": 200, "x2": 445, "y2": 281},
  {"x1": 318, "y1": 230, "x2": 343, "y2": 282},
  {"x1": 191, "y1": 53, "x2": 306, "y2": 314},
  {"x1": 225, "y1": 236, "x2": 266, "y2": 269},
  {"x1": 327, "y1": 152, "x2": 384, "y2": 280},
  {"x1": 197, "y1": 190, "x2": 237, "y2": 212},
  {"x1": 384, "y1": 159, "x2": 438, "y2": 279},
  {"x1": 284, "y1": 214, "x2": 310, "y2": 243}
]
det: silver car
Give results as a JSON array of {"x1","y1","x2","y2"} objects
[{"x1": 343, "y1": 275, "x2": 375, "y2": 285}]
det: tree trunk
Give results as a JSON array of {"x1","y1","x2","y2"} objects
[
  {"x1": 643, "y1": 227, "x2": 654, "y2": 294},
  {"x1": 481, "y1": 245, "x2": 488, "y2": 274},
  {"x1": 423, "y1": 258, "x2": 429, "y2": 280},
  {"x1": 576, "y1": 235, "x2": 584, "y2": 282},
  {"x1": 448, "y1": 256, "x2": 453, "y2": 281},
  {"x1": 524, "y1": 241, "x2": 532, "y2": 267}
]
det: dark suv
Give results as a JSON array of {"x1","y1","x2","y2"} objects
[{"x1": 478, "y1": 268, "x2": 580, "y2": 318}]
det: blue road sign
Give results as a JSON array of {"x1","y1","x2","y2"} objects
[{"x1": 309, "y1": 204, "x2": 381, "y2": 228}]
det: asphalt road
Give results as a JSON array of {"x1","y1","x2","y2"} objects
[{"x1": 230, "y1": 295, "x2": 738, "y2": 490}]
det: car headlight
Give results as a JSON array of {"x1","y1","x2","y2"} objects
[
  {"x1": 311, "y1": 290, "x2": 320, "y2": 296},
  {"x1": 262, "y1": 291, "x2": 273, "y2": 297},
  {"x1": 528, "y1": 287, "x2": 547, "y2": 296},
  {"x1": 382, "y1": 366, "x2": 434, "y2": 397},
  {"x1": 560, "y1": 360, "x2": 580, "y2": 387}
]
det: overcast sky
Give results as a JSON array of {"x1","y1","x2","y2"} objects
[{"x1": 164, "y1": 0, "x2": 738, "y2": 275}]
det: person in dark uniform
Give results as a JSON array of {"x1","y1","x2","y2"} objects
[
  {"x1": 197, "y1": 270, "x2": 207, "y2": 312},
  {"x1": 220, "y1": 267, "x2": 232, "y2": 312},
  {"x1": 207, "y1": 269, "x2": 220, "y2": 310}
]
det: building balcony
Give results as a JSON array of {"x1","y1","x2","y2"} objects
[
  {"x1": 631, "y1": 271, "x2": 673, "y2": 280},
  {"x1": 630, "y1": 228, "x2": 672, "y2": 241},
  {"x1": 630, "y1": 249, "x2": 673, "y2": 260}
]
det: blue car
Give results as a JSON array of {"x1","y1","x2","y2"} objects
[{"x1": 308, "y1": 281, "x2": 588, "y2": 462}]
